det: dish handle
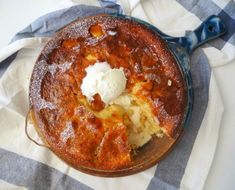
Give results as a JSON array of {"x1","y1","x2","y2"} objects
[
  {"x1": 25, "y1": 110, "x2": 50, "y2": 149},
  {"x1": 163, "y1": 15, "x2": 227, "y2": 54},
  {"x1": 110, "y1": 14, "x2": 227, "y2": 54}
]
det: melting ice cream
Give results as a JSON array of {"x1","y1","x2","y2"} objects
[{"x1": 81, "y1": 62, "x2": 127, "y2": 104}]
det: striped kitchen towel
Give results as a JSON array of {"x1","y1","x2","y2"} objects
[{"x1": 0, "y1": 0, "x2": 234, "y2": 190}]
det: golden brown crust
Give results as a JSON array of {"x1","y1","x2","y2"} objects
[{"x1": 29, "y1": 15, "x2": 186, "y2": 170}]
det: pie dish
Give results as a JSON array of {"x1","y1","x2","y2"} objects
[{"x1": 28, "y1": 14, "x2": 226, "y2": 176}]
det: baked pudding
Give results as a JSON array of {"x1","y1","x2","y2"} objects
[{"x1": 29, "y1": 15, "x2": 187, "y2": 170}]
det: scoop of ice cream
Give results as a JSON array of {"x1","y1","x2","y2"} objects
[{"x1": 81, "y1": 62, "x2": 127, "y2": 104}]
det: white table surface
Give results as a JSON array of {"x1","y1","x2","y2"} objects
[{"x1": 0, "y1": 1, "x2": 235, "y2": 190}]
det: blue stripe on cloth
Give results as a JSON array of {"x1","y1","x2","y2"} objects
[
  {"x1": 147, "y1": 177, "x2": 177, "y2": 190},
  {"x1": 223, "y1": 0, "x2": 235, "y2": 20},
  {"x1": 147, "y1": 48, "x2": 211, "y2": 189},
  {"x1": 218, "y1": 10, "x2": 235, "y2": 43},
  {"x1": 177, "y1": 0, "x2": 235, "y2": 49},
  {"x1": 98, "y1": 0, "x2": 123, "y2": 13},
  {"x1": 0, "y1": 52, "x2": 18, "y2": 77},
  {"x1": 0, "y1": 148, "x2": 93, "y2": 190}
]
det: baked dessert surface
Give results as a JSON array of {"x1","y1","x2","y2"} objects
[{"x1": 29, "y1": 15, "x2": 186, "y2": 170}]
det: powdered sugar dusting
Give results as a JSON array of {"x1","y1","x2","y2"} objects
[
  {"x1": 30, "y1": 60, "x2": 56, "y2": 111},
  {"x1": 107, "y1": 30, "x2": 117, "y2": 36},
  {"x1": 30, "y1": 59, "x2": 73, "y2": 111},
  {"x1": 60, "y1": 121, "x2": 75, "y2": 143},
  {"x1": 48, "y1": 62, "x2": 73, "y2": 76},
  {"x1": 85, "y1": 34, "x2": 108, "y2": 46},
  {"x1": 72, "y1": 44, "x2": 80, "y2": 52},
  {"x1": 37, "y1": 99, "x2": 56, "y2": 110}
]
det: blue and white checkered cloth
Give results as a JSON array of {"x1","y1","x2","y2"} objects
[{"x1": 0, "y1": 0, "x2": 234, "y2": 190}]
